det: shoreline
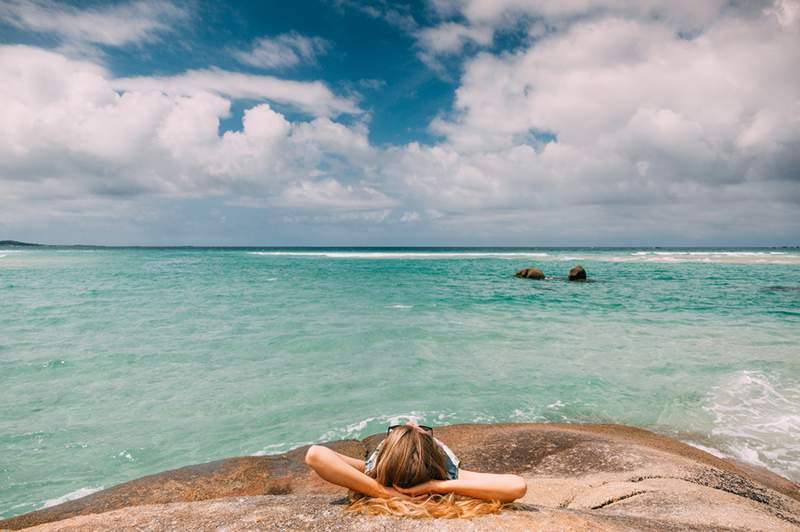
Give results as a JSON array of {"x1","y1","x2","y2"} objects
[{"x1": 3, "y1": 423, "x2": 798, "y2": 531}]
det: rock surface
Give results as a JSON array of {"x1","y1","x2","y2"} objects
[
  {"x1": 2, "y1": 424, "x2": 799, "y2": 531},
  {"x1": 568, "y1": 265, "x2": 587, "y2": 281},
  {"x1": 515, "y1": 268, "x2": 545, "y2": 279}
]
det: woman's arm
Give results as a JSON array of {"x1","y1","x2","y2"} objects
[
  {"x1": 322, "y1": 447, "x2": 366, "y2": 472},
  {"x1": 396, "y1": 469, "x2": 527, "y2": 503},
  {"x1": 304, "y1": 445, "x2": 407, "y2": 499}
]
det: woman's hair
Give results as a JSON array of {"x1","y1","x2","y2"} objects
[
  {"x1": 347, "y1": 425, "x2": 505, "y2": 518},
  {"x1": 348, "y1": 492, "x2": 504, "y2": 519},
  {"x1": 372, "y1": 424, "x2": 449, "y2": 488}
]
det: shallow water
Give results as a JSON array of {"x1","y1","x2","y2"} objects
[{"x1": 1, "y1": 247, "x2": 799, "y2": 517}]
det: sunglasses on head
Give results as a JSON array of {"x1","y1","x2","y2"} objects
[{"x1": 387, "y1": 424, "x2": 433, "y2": 435}]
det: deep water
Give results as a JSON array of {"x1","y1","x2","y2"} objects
[{"x1": 1, "y1": 247, "x2": 798, "y2": 518}]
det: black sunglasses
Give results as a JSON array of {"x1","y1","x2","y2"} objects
[{"x1": 387, "y1": 424, "x2": 433, "y2": 435}]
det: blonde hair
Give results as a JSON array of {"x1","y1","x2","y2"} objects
[{"x1": 347, "y1": 425, "x2": 505, "y2": 518}]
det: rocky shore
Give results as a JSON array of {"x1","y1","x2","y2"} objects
[{"x1": 2, "y1": 423, "x2": 799, "y2": 531}]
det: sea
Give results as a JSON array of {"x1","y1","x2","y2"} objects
[{"x1": 1, "y1": 246, "x2": 798, "y2": 518}]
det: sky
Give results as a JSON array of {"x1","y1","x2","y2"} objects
[{"x1": 0, "y1": 0, "x2": 798, "y2": 246}]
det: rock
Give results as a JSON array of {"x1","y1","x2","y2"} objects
[
  {"x1": 515, "y1": 268, "x2": 545, "y2": 280},
  {"x1": 3, "y1": 423, "x2": 799, "y2": 531},
  {"x1": 568, "y1": 265, "x2": 587, "y2": 281}
]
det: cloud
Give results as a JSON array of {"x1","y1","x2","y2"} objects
[
  {"x1": 416, "y1": 22, "x2": 493, "y2": 54},
  {"x1": 0, "y1": 45, "x2": 382, "y2": 228},
  {"x1": 2, "y1": 1, "x2": 799, "y2": 244},
  {"x1": 0, "y1": 0, "x2": 187, "y2": 47},
  {"x1": 383, "y1": 0, "x2": 800, "y2": 241},
  {"x1": 335, "y1": 0, "x2": 418, "y2": 33},
  {"x1": 414, "y1": 22, "x2": 493, "y2": 71},
  {"x1": 233, "y1": 32, "x2": 330, "y2": 69},
  {"x1": 452, "y1": 0, "x2": 733, "y2": 30},
  {"x1": 114, "y1": 67, "x2": 360, "y2": 117},
  {"x1": 276, "y1": 179, "x2": 396, "y2": 210}
]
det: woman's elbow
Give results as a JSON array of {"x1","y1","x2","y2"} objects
[
  {"x1": 305, "y1": 445, "x2": 323, "y2": 467},
  {"x1": 507, "y1": 475, "x2": 527, "y2": 501}
]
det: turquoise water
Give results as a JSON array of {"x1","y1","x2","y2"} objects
[{"x1": 1, "y1": 247, "x2": 799, "y2": 517}]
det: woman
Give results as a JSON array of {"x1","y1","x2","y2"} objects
[{"x1": 305, "y1": 422, "x2": 527, "y2": 517}]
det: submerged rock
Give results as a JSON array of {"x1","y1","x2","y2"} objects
[
  {"x1": 3, "y1": 424, "x2": 799, "y2": 531},
  {"x1": 568, "y1": 265, "x2": 587, "y2": 281},
  {"x1": 515, "y1": 268, "x2": 545, "y2": 280}
]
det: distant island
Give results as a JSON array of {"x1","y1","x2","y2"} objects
[{"x1": 0, "y1": 240, "x2": 42, "y2": 246}]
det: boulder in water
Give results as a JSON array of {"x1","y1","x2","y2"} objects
[
  {"x1": 568, "y1": 265, "x2": 587, "y2": 281},
  {"x1": 516, "y1": 267, "x2": 545, "y2": 280}
]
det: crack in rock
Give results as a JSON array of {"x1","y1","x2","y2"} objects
[{"x1": 590, "y1": 490, "x2": 649, "y2": 510}]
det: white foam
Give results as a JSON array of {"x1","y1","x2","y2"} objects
[
  {"x1": 246, "y1": 249, "x2": 800, "y2": 264},
  {"x1": 390, "y1": 304, "x2": 413, "y2": 309},
  {"x1": 42, "y1": 487, "x2": 103, "y2": 508},
  {"x1": 316, "y1": 411, "x2": 460, "y2": 443},
  {"x1": 248, "y1": 251, "x2": 549, "y2": 259},
  {"x1": 253, "y1": 440, "x2": 314, "y2": 456},
  {"x1": 704, "y1": 370, "x2": 800, "y2": 481},
  {"x1": 683, "y1": 441, "x2": 728, "y2": 459},
  {"x1": 608, "y1": 251, "x2": 800, "y2": 265}
]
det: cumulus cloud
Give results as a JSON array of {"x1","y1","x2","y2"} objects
[
  {"x1": 415, "y1": 22, "x2": 493, "y2": 72},
  {"x1": 0, "y1": 0, "x2": 187, "y2": 47},
  {"x1": 386, "y1": 0, "x2": 800, "y2": 241},
  {"x1": 450, "y1": 0, "x2": 733, "y2": 30},
  {"x1": 416, "y1": 22, "x2": 492, "y2": 54},
  {"x1": 233, "y1": 32, "x2": 330, "y2": 69},
  {"x1": 113, "y1": 68, "x2": 360, "y2": 117},
  {"x1": 0, "y1": 45, "x2": 381, "y2": 229},
  {"x1": 276, "y1": 179, "x2": 395, "y2": 210},
  {"x1": 2, "y1": 0, "x2": 799, "y2": 244}
]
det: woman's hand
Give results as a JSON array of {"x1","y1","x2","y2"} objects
[
  {"x1": 381, "y1": 485, "x2": 413, "y2": 499},
  {"x1": 394, "y1": 479, "x2": 446, "y2": 497}
]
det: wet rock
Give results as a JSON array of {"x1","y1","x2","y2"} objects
[
  {"x1": 568, "y1": 265, "x2": 587, "y2": 281},
  {"x1": 4, "y1": 424, "x2": 799, "y2": 531},
  {"x1": 515, "y1": 268, "x2": 545, "y2": 280}
]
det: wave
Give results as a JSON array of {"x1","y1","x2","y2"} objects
[
  {"x1": 246, "y1": 249, "x2": 799, "y2": 264},
  {"x1": 0, "y1": 250, "x2": 27, "y2": 258},
  {"x1": 315, "y1": 411, "x2": 460, "y2": 443},
  {"x1": 42, "y1": 486, "x2": 103, "y2": 509},
  {"x1": 248, "y1": 251, "x2": 550, "y2": 259},
  {"x1": 608, "y1": 251, "x2": 800, "y2": 265},
  {"x1": 703, "y1": 370, "x2": 800, "y2": 481},
  {"x1": 251, "y1": 411, "x2": 460, "y2": 457},
  {"x1": 250, "y1": 396, "x2": 800, "y2": 484}
]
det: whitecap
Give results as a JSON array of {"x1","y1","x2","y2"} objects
[
  {"x1": 248, "y1": 251, "x2": 549, "y2": 259},
  {"x1": 703, "y1": 370, "x2": 800, "y2": 481},
  {"x1": 42, "y1": 486, "x2": 103, "y2": 508},
  {"x1": 683, "y1": 441, "x2": 727, "y2": 459},
  {"x1": 622, "y1": 251, "x2": 800, "y2": 265},
  {"x1": 316, "y1": 411, "x2": 459, "y2": 443}
]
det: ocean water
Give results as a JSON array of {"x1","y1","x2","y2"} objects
[{"x1": 1, "y1": 247, "x2": 799, "y2": 518}]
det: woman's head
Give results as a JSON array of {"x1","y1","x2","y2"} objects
[
  {"x1": 371, "y1": 423, "x2": 448, "y2": 488},
  {"x1": 350, "y1": 422, "x2": 505, "y2": 518}
]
